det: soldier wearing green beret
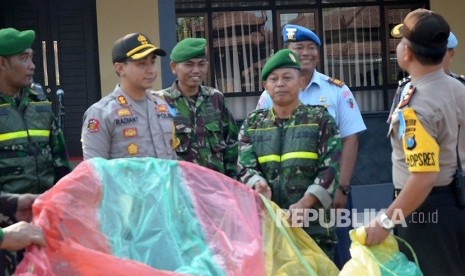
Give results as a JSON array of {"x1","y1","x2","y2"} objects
[
  {"x1": 0, "y1": 27, "x2": 71, "y2": 194},
  {"x1": 0, "y1": 27, "x2": 71, "y2": 274},
  {"x1": 157, "y1": 38, "x2": 239, "y2": 178},
  {"x1": 237, "y1": 49, "x2": 341, "y2": 258}
]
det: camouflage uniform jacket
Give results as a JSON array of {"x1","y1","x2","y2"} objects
[
  {"x1": 0, "y1": 87, "x2": 71, "y2": 194},
  {"x1": 160, "y1": 82, "x2": 239, "y2": 178},
  {"x1": 237, "y1": 103, "x2": 341, "y2": 209}
]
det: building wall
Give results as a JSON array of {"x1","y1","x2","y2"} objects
[
  {"x1": 431, "y1": 0, "x2": 465, "y2": 74},
  {"x1": 96, "y1": 0, "x2": 162, "y2": 96},
  {"x1": 94, "y1": 1, "x2": 465, "y2": 98}
]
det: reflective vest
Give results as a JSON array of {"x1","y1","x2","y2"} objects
[
  {"x1": 0, "y1": 93, "x2": 55, "y2": 194},
  {"x1": 248, "y1": 122, "x2": 320, "y2": 207}
]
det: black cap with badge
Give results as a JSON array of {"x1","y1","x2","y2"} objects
[{"x1": 111, "y1": 33, "x2": 166, "y2": 63}]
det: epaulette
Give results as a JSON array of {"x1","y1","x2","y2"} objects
[
  {"x1": 328, "y1": 77, "x2": 345, "y2": 88},
  {"x1": 305, "y1": 103, "x2": 327, "y2": 110},
  {"x1": 398, "y1": 76, "x2": 411, "y2": 88},
  {"x1": 397, "y1": 85, "x2": 416, "y2": 109},
  {"x1": 151, "y1": 90, "x2": 164, "y2": 97},
  {"x1": 449, "y1": 72, "x2": 465, "y2": 85}
]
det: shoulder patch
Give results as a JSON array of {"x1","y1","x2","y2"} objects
[
  {"x1": 87, "y1": 119, "x2": 100, "y2": 133},
  {"x1": 397, "y1": 86, "x2": 416, "y2": 109},
  {"x1": 328, "y1": 77, "x2": 345, "y2": 88}
]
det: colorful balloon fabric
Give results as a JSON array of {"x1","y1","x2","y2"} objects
[
  {"x1": 340, "y1": 227, "x2": 423, "y2": 276},
  {"x1": 15, "y1": 157, "x2": 339, "y2": 275}
]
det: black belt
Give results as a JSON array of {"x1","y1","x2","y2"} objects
[{"x1": 394, "y1": 183, "x2": 454, "y2": 198}]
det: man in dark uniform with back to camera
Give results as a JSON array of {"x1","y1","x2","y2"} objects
[{"x1": 365, "y1": 9, "x2": 465, "y2": 275}]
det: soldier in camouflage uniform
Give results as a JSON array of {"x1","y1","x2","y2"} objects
[
  {"x1": 159, "y1": 38, "x2": 239, "y2": 178},
  {"x1": 0, "y1": 28, "x2": 71, "y2": 195},
  {"x1": 0, "y1": 27, "x2": 70, "y2": 275},
  {"x1": 237, "y1": 49, "x2": 341, "y2": 258}
]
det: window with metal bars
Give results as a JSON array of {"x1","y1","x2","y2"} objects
[{"x1": 175, "y1": 0, "x2": 428, "y2": 119}]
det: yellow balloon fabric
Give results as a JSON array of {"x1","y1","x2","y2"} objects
[
  {"x1": 340, "y1": 227, "x2": 423, "y2": 276},
  {"x1": 260, "y1": 196, "x2": 340, "y2": 276}
]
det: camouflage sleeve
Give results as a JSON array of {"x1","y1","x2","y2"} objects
[
  {"x1": 50, "y1": 115, "x2": 72, "y2": 182},
  {"x1": 306, "y1": 110, "x2": 341, "y2": 201},
  {"x1": 222, "y1": 101, "x2": 239, "y2": 178},
  {"x1": 236, "y1": 119, "x2": 267, "y2": 187}
]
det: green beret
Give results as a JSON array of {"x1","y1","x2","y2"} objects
[
  {"x1": 170, "y1": 38, "x2": 207, "y2": 63},
  {"x1": 261, "y1": 49, "x2": 300, "y2": 81},
  {"x1": 0, "y1": 28, "x2": 35, "y2": 56}
]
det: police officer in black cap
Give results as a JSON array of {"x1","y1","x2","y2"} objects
[
  {"x1": 81, "y1": 33, "x2": 177, "y2": 160},
  {"x1": 366, "y1": 9, "x2": 465, "y2": 275}
]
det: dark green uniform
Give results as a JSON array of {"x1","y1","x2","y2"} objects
[
  {"x1": 161, "y1": 82, "x2": 239, "y2": 178},
  {"x1": 237, "y1": 103, "x2": 341, "y2": 257},
  {"x1": 0, "y1": 87, "x2": 71, "y2": 194}
]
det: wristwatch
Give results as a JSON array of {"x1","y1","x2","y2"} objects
[
  {"x1": 379, "y1": 212, "x2": 395, "y2": 231},
  {"x1": 338, "y1": 184, "x2": 351, "y2": 196}
]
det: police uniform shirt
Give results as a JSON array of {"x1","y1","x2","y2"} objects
[
  {"x1": 449, "y1": 72, "x2": 465, "y2": 86},
  {"x1": 389, "y1": 69, "x2": 465, "y2": 189},
  {"x1": 81, "y1": 85, "x2": 177, "y2": 160},
  {"x1": 256, "y1": 70, "x2": 366, "y2": 138}
]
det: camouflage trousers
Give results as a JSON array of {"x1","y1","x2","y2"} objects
[{"x1": 301, "y1": 209, "x2": 338, "y2": 260}]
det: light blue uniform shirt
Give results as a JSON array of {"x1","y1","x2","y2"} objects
[{"x1": 256, "y1": 70, "x2": 366, "y2": 138}]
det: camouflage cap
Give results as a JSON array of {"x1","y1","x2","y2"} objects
[
  {"x1": 261, "y1": 49, "x2": 301, "y2": 81},
  {"x1": 170, "y1": 38, "x2": 207, "y2": 63},
  {"x1": 0, "y1": 27, "x2": 35, "y2": 56},
  {"x1": 112, "y1": 33, "x2": 166, "y2": 63}
]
